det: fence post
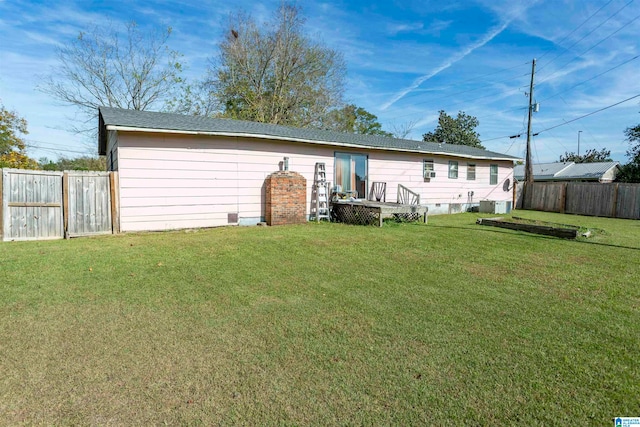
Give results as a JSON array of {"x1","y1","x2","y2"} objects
[
  {"x1": 62, "y1": 172, "x2": 69, "y2": 239},
  {"x1": 560, "y1": 182, "x2": 567, "y2": 214},
  {"x1": 612, "y1": 183, "x2": 619, "y2": 218},
  {"x1": 109, "y1": 171, "x2": 120, "y2": 233}
]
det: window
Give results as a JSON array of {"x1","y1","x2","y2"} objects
[
  {"x1": 448, "y1": 161, "x2": 458, "y2": 179},
  {"x1": 335, "y1": 152, "x2": 367, "y2": 198},
  {"x1": 490, "y1": 164, "x2": 498, "y2": 185},
  {"x1": 423, "y1": 160, "x2": 434, "y2": 179},
  {"x1": 467, "y1": 163, "x2": 476, "y2": 180}
]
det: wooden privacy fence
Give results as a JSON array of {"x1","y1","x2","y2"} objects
[
  {"x1": 519, "y1": 181, "x2": 640, "y2": 219},
  {"x1": 1, "y1": 169, "x2": 63, "y2": 241},
  {"x1": 1, "y1": 168, "x2": 120, "y2": 241}
]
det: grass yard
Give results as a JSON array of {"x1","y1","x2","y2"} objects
[{"x1": 1, "y1": 210, "x2": 639, "y2": 425}]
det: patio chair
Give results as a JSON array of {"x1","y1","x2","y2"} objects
[{"x1": 368, "y1": 182, "x2": 387, "y2": 202}]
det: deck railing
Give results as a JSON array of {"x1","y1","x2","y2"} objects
[{"x1": 397, "y1": 184, "x2": 420, "y2": 205}]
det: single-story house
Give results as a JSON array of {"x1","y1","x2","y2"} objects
[
  {"x1": 514, "y1": 161, "x2": 620, "y2": 183},
  {"x1": 98, "y1": 107, "x2": 519, "y2": 232}
]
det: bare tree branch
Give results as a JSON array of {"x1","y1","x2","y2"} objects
[
  {"x1": 390, "y1": 120, "x2": 417, "y2": 139},
  {"x1": 38, "y1": 21, "x2": 184, "y2": 135}
]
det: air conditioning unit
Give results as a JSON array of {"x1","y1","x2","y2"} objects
[
  {"x1": 479, "y1": 200, "x2": 511, "y2": 214},
  {"x1": 428, "y1": 171, "x2": 436, "y2": 178}
]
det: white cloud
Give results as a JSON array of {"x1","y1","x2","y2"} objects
[
  {"x1": 387, "y1": 21, "x2": 424, "y2": 35},
  {"x1": 386, "y1": 18, "x2": 453, "y2": 37},
  {"x1": 426, "y1": 19, "x2": 453, "y2": 36}
]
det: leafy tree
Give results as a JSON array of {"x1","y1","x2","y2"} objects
[
  {"x1": 206, "y1": 3, "x2": 345, "y2": 127},
  {"x1": 617, "y1": 123, "x2": 640, "y2": 183},
  {"x1": 617, "y1": 162, "x2": 640, "y2": 182},
  {"x1": 322, "y1": 104, "x2": 391, "y2": 136},
  {"x1": 559, "y1": 148, "x2": 612, "y2": 163},
  {"x1": 39, "y1": 156, "x2": 106, "y2": 171},
  {"x1": 625, "y1": 123, "x2": 640, "y2": 162},
  {"x1": 0, "y1": 103, "x2": 38, "y2": 169},
  {"x1": 39, "y1": 21, "x2": 184, "y2": 133},
  {"x1": 422, "y1": 110, "x2": 484, "y2": 149}
]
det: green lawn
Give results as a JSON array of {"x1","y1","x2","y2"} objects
[{"x1": 1, "y1": 211, "x2": 639, "y2": 425}]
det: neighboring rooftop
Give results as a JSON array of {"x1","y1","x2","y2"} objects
[
  {"x1": 514, "y1": 161, "x2": 620, "y2": 182},
  {"x1": 98, "y1": 107, "x2": 520, "y2": 161}
]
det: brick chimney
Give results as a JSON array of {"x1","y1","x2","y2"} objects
[{"x1": 264, "y1": 171, "x2": 307, "y2": 225}]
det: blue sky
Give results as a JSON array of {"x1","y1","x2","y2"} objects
[{"x1": 1, "y1": 0, "x2": 639, "y2": 163}]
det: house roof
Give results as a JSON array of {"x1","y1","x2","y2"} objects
[
  {"x1": 98, "y1": 107, "x2": 520, "y2": 161},
  {"x1": 514, "y1": 162, "x2": 573, "y2": 181},
  {"x1": 514, "y1": 161, "x2": 620, "y2": 181},
  {"x1": 555, "y1": 162, "x2": 620, "y2": 179}
]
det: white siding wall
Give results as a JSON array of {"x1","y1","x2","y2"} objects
[
  {"x1": 368, "y1": 152, "x2": 514, "y2": 205},
  {"x1": 116, "y1": 132, "x2": 514, "y2": 231},
  {"x1": 117, "y1": 133, "x2": 334, "y2": 231},
  {"x1": 600, "y1": 167, "x2": 617, "y2": 183}
]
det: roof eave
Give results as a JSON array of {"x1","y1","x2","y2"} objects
[{"x1": 105, "y1": 125, "x2": 520, "y2": 162}]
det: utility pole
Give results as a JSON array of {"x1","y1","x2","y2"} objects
[
  {"x1": 524, "y1": 59, "x2": 536, "y2": 185},
  {"x1": 578, "y1": 130, "x2": 582, "y2": 157}
]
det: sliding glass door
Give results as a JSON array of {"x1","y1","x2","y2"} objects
[{"x1": 335, "y1": 152, "x2": 367, "y2": 198}]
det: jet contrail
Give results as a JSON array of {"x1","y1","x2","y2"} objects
[{"x1": 381, "y1": 20, "x2": 511, "y2": 111}]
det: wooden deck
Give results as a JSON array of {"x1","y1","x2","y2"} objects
[{"x1": 331, "y1": 200, "x2": 428, "y2": 226}]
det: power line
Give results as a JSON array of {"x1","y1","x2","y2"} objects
[
  {"x1": 532, "y1": 134, "x2": 540, "y2": 164},
  {"x1": 26, "y1": 138, "x2": 93, "y2": 151},
  {"x1": 537, "y1": 0, "x2": 616, "y2": 62},
  {"x1": 382, "y1": 73, "x2": 530, "y2": 124},
  {"x1": 395, "y1": 72, "x2": 530, "y2": 107},
  {"x1": 554, "y1": 96, "x2": 614, "y2": 159},
  {"x1": 475, "y1": 54, "x2": 640, "y2": 141},
  {"x1": 539, "y1": 127, "x2": 572, "y2": 155},
  {"x1": 487, "y1": 93, "x2": 639, "y2": 159},
  {"x1": 381, "y1": 65, "x2": 532, "y2": 122},
  {"x1": 531, "y1": 133, "x2": 565, "y2": 163},
  {"x1": 398, "y1": 61, "x2": 531, "y2": 102},
  {"x1": 434, "y1": 61, "x2": 531, "y2": 88},
  {"x1": 535, "y1": 93, "x2": 640, "y2": 135},
  {"x1": 555, "y1": 94, "x2": 606, "y2": 150},
  {"x1": 538, "y1": 54, "x2": 640, "y2": 101},
  {"x1": 479, "y1": 134, "x2": 517, "y2": 144},
  {"x1": 28, "y1": 146, "x2": 90, "y2": 155},
  {"x1": 473, "y1": 101, "x2": 530, "y2": 122},
  {"x1": 385, "y1": 81, "x2": 529, "y2": 123},
  {"x1": 538, "y1": 11, "x2": 640, "y2": 85},
  {"x1": 537, "y1": 0, "x2": 634, "y2": 73},
  {"x1": 26, "y1": 142, "x2": 90, "y2": 156},
  {"x1": 502, "y1": 133, "x2": 523, "y2": 154},
  {"x1": 581, "y1": 127, "x2": 604, "y2": 148}
]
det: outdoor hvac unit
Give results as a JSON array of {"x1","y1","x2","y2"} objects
[
  {"x1": 479, "y1": 200, "x2": 512, "y2": 214},
  {"x1": 427, "y1": 171, "x2": 436, "y2": 178}
]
